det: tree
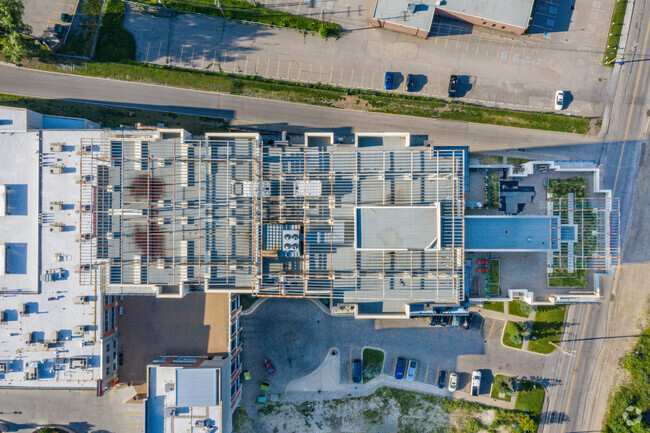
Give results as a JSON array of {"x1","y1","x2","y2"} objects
[
  {"x1": 1, "y1": 30, "x2": 28, "y2": 64},
  {"x1": 0, "y1": 0, "x2": 31, "y2": 38},
  {"x1": 39, "y1": 427, "x2": 57, "y2": 433},
  {"x1": 517, "y1": 414, "x2": 537, "y2": 432},
  {"x1": 510, "y1": 332, "x2": 523, "y2": 345},
  {"x1": 502, "y1": 376, "x2": 516, "y2": 396}
]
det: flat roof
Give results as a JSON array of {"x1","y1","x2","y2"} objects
[
  {"x1": 437, "y1": 0, "x2": 535, "y2": 29},
  {"x1": 177, "y1": 368, "x2": 218, "y2": 406},
  {"x1": 0, "y1": 125, "x2": 107, "y2": 387},
  {"x1": 465, "y1": 216, "x2": 552, "y2": 251},
  {"x1": 356, "y1": 206, "x2": 440, "y2": 250},
  {"x1": 374, "y1": 0, "x2": 437, "y2": 31}
]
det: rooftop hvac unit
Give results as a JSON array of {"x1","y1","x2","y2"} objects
[
  {"x1": 50, "y1": 223, "x2": 64, "y2": 233},
  {"x1": 74, "y1": 296, "x2": 90, "y2": 304},
  {"x1": 49, "y1": 201, "x2": 64, "y2": 211},
  {"x1": 72, "y1": 325, "x2": 88, "y2": 336},
  {"x1": 78, "y1": 144, "x2": 92, "y2": 152},
  {"x1": 0, "y1": 361, "x2": 8, "y2": 373},
  {"x1": 50, "y1": 143, "x2": 64, "y2": 152},
  {"x1": 75, "y1": 204, "x2": 92, "y2": 212},
  {"x1": 165, "y1": 382, "x2": 175, "y2": 392},
  {"x1": 25, "y1": 367, "x2": 38, "y2": 380},
  {"x1": 70, "y1": 357, "x2": 87, "y2": 368},
  {"x1": 50, "y1": 165, "x2": 65, "y2": 174},
  {"x1": 76, "y1": 175, "x2": 92, "y2": 184}
]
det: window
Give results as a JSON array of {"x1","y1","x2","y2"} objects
[
  {"x1": 491, "y1": 23, "x2": 496, "y2": 27},
  {"x1": 231, "y1": 296, "x2": 239, "y2": 312},
  {"x1": 106, "y1": 355, "x2": 110, "y2": 363},
  {"x1": 482, "y1": 21, "x2": 487, "y2": 25},
  {"x1": 231, "y1": 334, "x2": 238, "y2": 352},
  {"x1": 230, "y1": 319, "x2": 238, "y2": 337},
  {"x1": 501, "y1": 26, "x2": 506, "y2": 29},
  {"x1": 113, "y1": 340, "x2": 117, "y2": 349},
  {"x1": 106, "y1": 366, "x2": 111, "y2": 375}
]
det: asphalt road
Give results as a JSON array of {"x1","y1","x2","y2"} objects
[
  {"x1": 0, "y1": 63, "x2": 597, "y2": 151},
  {"x1": 539, "y1": 0, "x2": 650, "y2": 430}
]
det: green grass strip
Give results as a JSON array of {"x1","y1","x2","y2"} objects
[
  {"x1": 603, "y1": 0, "x2": 629, "y2": 66},
  {"x1": 527, "y1": 305, "x2": 567, "y2": 354},
  {"x1": 509, "y1": 300, "x2": 532, "y2": 318},
  {"x1": 362, "y1": 348, "x2": 384, "y2": 384},
  {"x1": 33, "y1": 58, "x2": 591, "y2": 134}
]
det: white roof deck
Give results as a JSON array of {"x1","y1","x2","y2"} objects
[{"x1": 0, "y1": 121, "x2": 108, "y2": 387}]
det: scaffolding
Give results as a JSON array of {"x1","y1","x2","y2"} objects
[{"x1": 79, "y1": 136, "x2": 466, "y2": 306}]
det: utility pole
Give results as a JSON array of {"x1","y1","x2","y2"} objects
[
  {"x1": 605, "y1": 42, "x2": 638, "y2": 65},
  {"x1": 215, "y1": 0, "x2": 224, "y2": 16},
  {"x1": 548, "y1": 341, "x2": 575, "y2": 356}
]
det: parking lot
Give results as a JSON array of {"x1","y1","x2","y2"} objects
[
  {"x1": 240, "y1": 298, "x2": 546, "y2": 408},
  {"x1": 22, "y1": 0, "x2": 77, "y2": 43},
  {"x1": 124, "y1": 0, "x2": 614, "y2": 116}
]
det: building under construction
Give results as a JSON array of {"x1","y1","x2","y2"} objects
[{"x1": 80, "y1": 131, "x2": 466, "y2": 316}]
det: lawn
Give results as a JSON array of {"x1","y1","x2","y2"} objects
[
  {"x1": 490, "y1": 375, "x2": 514, "y2": 402},
  {"x1": 548, "y1": 269, "x2": 587, "y2": 287},
  {"x1": 137, "y1": 0, "x2": 341, "y2": 36},
  {"x1": 489, "y1": 260, "x2": 500, "y2": 292},
  {"x1": 603, "y1": 0, "x2": 629, "y2": 65},
  {"x1": 0, "y1": 93, "x2": 227, "y2": 133},
  {"x1": 482, "y1": 301, "x2": 504, "y2": 313},
  {"x1": 362, "y1": 348, "x2": 385, "y2": 384},
  {"x1": 603, "y1": 311, "x2": 650, "y2": 432},
  {"x1": 503, "y1": 321, "x2": 524, "y2": 349},
  {"x1": 548, "y1": 176, "x2": 587, "y2": 199},
  {"x1": 515, "y1": 380, "x2": 545, "y2": 423},
  {"x1": 509, "y1": 300, "x2": 532, "y2": 318},
  {"x1": 528, "y1": 305, "x2": 567, "y2": 354},
  {"x1": 240, "y1": 295, "x2": 258, "y2": 311},
  {"x1": 489, "y1": 171, "x2": 501, "y2": 208}
]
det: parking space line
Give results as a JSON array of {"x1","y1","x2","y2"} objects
[
  {"x1": 360, "y1": 70, "x2": 364, "y2": 88},
  {"x1": 124, "y1": 413, "x2": 143, "y2": 417},
  {"x1": 287, "y1": 61, "x2": 291, "y2": 80},
  {"x1": 350, "y1": 68, "x2": 354, "y2": 86},
  {"x1": 56, "y1": 2, "x2": 75, "y2": 5},
  {"x1": 424, "y1": 362, "x2": 430, "y2": 382},
  {"x1": 265, "y1": 58, "x2": 270, "y2": 76},
  {"x1": 124, "y1": 425, "x2": 143, "y2": 429},
  {"x1": 329, "y1": 66, "x2": 333, "y2": 84},
  {"x1": 349, "y1": 348, "x2": 353, "y2": 381},
  {"x1": 371, "y1": 70, "x2": 374, "y2": 88},
  {"x1": 339, "y1": 67, "x2": 344, "y2": 84},
  {"x1": 319, "y1": 64, "x2": 323, "y2": 82},
  {"x1": 276, "y1": 59, "x2": 281, "y2": 78},
  {"x1": 308, "y1": 63, "x2": 312, "y2": 81},
  {"x1": 475, "y1": 33, "x2": 482, "y2": 54},
  {"x1": 255, "y1": 57, "x2": 259, "y2": 74},
  {"x1": 435, "y1": 366, "x2": 439, "y2": 383},
  {"x1": 244, "y1": 56, "x2": 248, "y2": 74},
  {"x1": 489, "y1": 318, "x2": 495, "y2": 336}
]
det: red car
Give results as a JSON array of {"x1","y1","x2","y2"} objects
[
  {"x1": 263, "y1": 358, "x2": 276, "y2": 376},
  {"x1": 477, "y1": 259, "x2": 489, "y2": 265},
  {"x1": 477, "y1": 267, "x2": 489, "y2": 273}
]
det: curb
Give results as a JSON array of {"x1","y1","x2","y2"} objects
[{"x1": 241, "y1": 297, "x2": 268, "y2": 316}]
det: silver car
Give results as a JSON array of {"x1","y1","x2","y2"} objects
[
  {"x1": 448, "y1": 372, "x2": 458, "y2": 392},
  {"x1": 405, "y1": 360, "x2": 417, "y2": 381}
]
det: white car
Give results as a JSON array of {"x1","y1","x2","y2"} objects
[
  {"x1": 554, "y1": 90, "x2": 564, "y2": 110},
  {"x1": 405, "y1": 360, "x2": 417, "y2": 381},
  {"x1": 448, "y1": 372, "x2": 458, "y2": 392},
  {"x1": 471, "y1": 370, "x2": 481, "y2": 396}
]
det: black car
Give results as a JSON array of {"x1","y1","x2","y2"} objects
[
  {"x1": 441, "y1": 316, "x2": 453, "y2": 326},
  {"x1": 406, "y1": 74, "x2": 415, "y2": 91},
  {"x1": 437, "y1": 370, "x2": 447, "y2": 389},
  {"x1": 429, "y1": 316, "x2": 442, "y2": 326},
  {"x1": 448, "y1": 75, "x2": 458, "y2": 97},
  {"x1": 461, "y1": 315, "x2": 471, "y2": 330}
]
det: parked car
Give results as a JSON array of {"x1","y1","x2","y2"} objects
[
  {"x1": 263, "y1": 358, "x2": 276, "y2": 376},
  {"x1": 437, "y1": 370, "x2": 447, "y2": 388},
  {"x1": 554, "y1": 90, "x2": 564, "y2": 110},
  {"x1": 61, "y1": 13, "x2": 72, "y2": 23},
  {"x1": 384, "y1": 72, "x2": 394, "y2": 90},
  {"x1": 452, "y1": 316, "x2": 460, "y2": 327},
  {"x1": 440, "y1": 316, "x2": 452, "y2": 326},
  {"x1": 429, "y1": 316, "x2": 442, "y2": 326},
  {"x1": 477, "y1": 267, "x2": 489, "y2": 273},
  {"x1": 395, "y1": 358, "x2": 406, "y2": 379},
  {"x1": 406, "y1": 74, "x2": 415, "y2": 91},
  {"x1": 352, "y1": 359, "x2": 362, "y2": 383},
  {"x1": 448, "y1": 75, "x2": 458, "y2": 97},
  {"x1": 477, "y1": 259, "x2": 489, "y2": 265},
  {"x1": 471, "y1": 370, "x2": 481, "y2": 396},
  {"x1": 406, "y1": 360, "x2": 417, "y2": 381},
  {"x1": 261, "y1": 380, "x2": 270, "y2": 390},
  {"x1": 461, "y1": 315, "x2": 471, "y2": 330},
  {"x1": 448, "y1": 372, "x2": 458, "y2": 392}
]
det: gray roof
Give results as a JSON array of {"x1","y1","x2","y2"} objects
[
  {"x1": 373, "y1": 0, "x2": 437, "y2": 31},
  {"x1": 176, "y1": 368, "x2": 218, "y2": 407},
  {"x1": 356, "y1": 206, "x2": 439, "y2": 250},
  {"x1": 437, "y1": 0, "x2": 535, "y2": 29}
]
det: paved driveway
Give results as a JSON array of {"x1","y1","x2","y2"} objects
[{"x1": 240, "y1": 299, "x2": 547, "y2": 407}]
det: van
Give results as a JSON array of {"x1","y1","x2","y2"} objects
[{"x1": 352, "y1": 359, "x2": 362, "y2": 383}]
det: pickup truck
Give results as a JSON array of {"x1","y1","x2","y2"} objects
[{"x1": 471, "y1": 370, "x2": 481, "y2": 396}]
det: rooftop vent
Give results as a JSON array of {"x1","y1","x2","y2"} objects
[{"x1": 49, "y1": 164, "x2": 65, "y2": 174}]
